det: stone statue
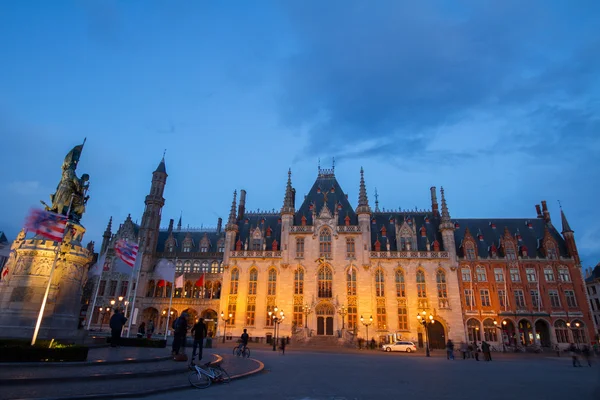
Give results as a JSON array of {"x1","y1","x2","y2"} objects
[{"x1": 41, "y1": 141, "x2": 90, "y2": 222}]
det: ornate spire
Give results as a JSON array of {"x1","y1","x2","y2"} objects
[
  {"x1": 356, "y1": 167, "x2": 371, "y2": 214},
  {"x1": 154, "y1": 154, "x2": 166, "y2": 174},
  {"x1": 103, "y1": 216, "x2": 112, "y2": 237},
  {"x1": 560, "y1": 204, "x2": 573, "y2": 233},
  {"x1": 281, "y1": 169, "x2": 295, "y2": 214},
  {"x1": 177, "y1": 211, "x2": 182, "y2": 231},
  {"x1": 226, "y1": 190, "x2": 238, "y2": 232},
  {"x1": 374, "y1": 188, "x2": 380, "y2": 212},
  {"x1": 440, "y1": 187, "x2": 451, "y2": 221}
]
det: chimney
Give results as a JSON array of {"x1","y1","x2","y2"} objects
[
  {"x1": 167, "y1": 218, "x2": 174, "y2": 233},
  {"x1": 430, "y1": 187, "x2": 439, "y2": 217},
  {"x1": 217, "y1": 217, "x2": 222, "y2": 235},
  {"x1": 292, "y1": 188, "x2": 296, "y2": 209},
  {"x1": 237, "y1": 189, "x2": 247, "y2": 221},
  {"x1": 541, "y1": 200, "x2": 551, "y2": 222},
  {"x1": 535, "y1": 204, "x2": 543, "y2": 219}
]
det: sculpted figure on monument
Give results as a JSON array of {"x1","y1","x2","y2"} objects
[{"x1": 41, "y1": 141, "x2": 90, "y2": 222}]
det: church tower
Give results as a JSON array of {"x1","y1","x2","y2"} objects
[
  {"x1": 223, "y1": 190, "x2": 238, "y2": 266},
  {"x1": 281, "y1": 169, "x2": 295, "y2": 264},
  {"x1": 139, "y1": 156, "x2": 167, "y2": 271},
  {"x1": 560, "y1": 207, "x2": 580, "y2": 266},
  {"x1": 438, "y1": 187, "x2": 457, "y2": 263},
  {"x1": 356, "y1": 167, "x2": 371, "y2": 266}
]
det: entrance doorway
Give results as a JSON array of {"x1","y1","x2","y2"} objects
[
  {"x1": 315, "y1": 302, "x2": 334, "y2": 335},
  {"x1": 201, "y1": 309, "x2": 218, "y2": 338},
  {"x1": 535, "y1": 319, "x2": 551, "y2": 347},
  {"x1": 428, "y1": 321, "x2": 446, "y2": 349}
]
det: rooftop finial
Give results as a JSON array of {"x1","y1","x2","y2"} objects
[
  {"x1": 163, "y1": 149, "x2": 166, "y2": 159},
  {"x1": 356, "y1": 167, "x2": 371, "y2": 214},
  {"x1": 282, "y1": 168, "x2": 295, "y2": 214},
  {"x1": 440, "y1": 186, "x2": 451, "y2": 222},
  {"x1": 560, "y1": 202, "x2": 573, "y2": 233},
  {"x1": 177, "y1": 211, "x2": 182, "y2": 230},
  {"x1": 374, "y1": 187, "x2": 380, "y2": 212},
  {"x1": 332, "y1": 157, "x2": 335, "y2": 171},
  {"x1": 226, "y1": 190, "x2": 238, "y2": 231}
]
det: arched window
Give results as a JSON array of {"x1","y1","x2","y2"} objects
[
  {"x1": 346, "y1": 238, "x2": 355, "y2": 258},
  {"x1": 319, "y1": 228, "x2": 332, "y2": 259},
  {"x1": 248, "y1": 268, "x2": 258, "y2": 295},
  {"x1": 294, "y1": 267, "x2": 304, "y2": 295},
  {"x1": 184, "y1": 261, "x2": 191, "y2": 273},
  {"x1": 192, "y1": 261, "x2": 200, "y2": 273},
  {"x1": 416, "y1": 270, "x2": 426, "y2": 298},
  {"x1": 375, "y1": 269, "x2": 385, "y2": 297},
  {"x1": 318, "y1": 265, "x2": 333, "y2": 298},
  {"x1": 347, "y1": 266, "x2": 356, "y2": 296},
  {"x1": 211, "y1": 261, "x2": 219, "y2": 273},
  {"x1": 395, "y1": 269, "x2": 406, "y2": 297},
  {"x1": 483, "y1": 318, "x2": 497, "y2": 341},
  {"x1": 465, "y1": 243, "x2": 476, "y2": 260},
  {"x1": 175, "y1": 260, "x2": 183, "y2": 273},
  {"x1": 201, "y1": 261, "x2": 209, "y2": 273},
  {"x1": 571, "y1": 320, "x2": 586, "y2": 344},
  {"x1": 467, "y1": 318, "x2": 481, "y2": 342},
  {"x1": 146, "y1": 280, "x2": 155, "y2": 297},
  {"x1": 230, "y1": 268, "x2": 239, "y2": 295},
  {"x1": 436, "y1": 270, "x2": 447, "y2": 298},
  {"x1": 554, "y1": 320, "x2": 569, "y2": 343},
  {"x1": 505, "y1": 244, "x2": 516, "y2": 260},
  {"x1": 268, "y1": 268, "x2": 277, "y2": 296},
  {"x1": 184, "y1": 281, "x2": 192, "y2": 298}
]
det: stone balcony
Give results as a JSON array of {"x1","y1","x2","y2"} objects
[
  {"x1": 370, "y1": 251, "x2": 450, "y2": 259},
  {"x1": 230, "y1": 250, "x2": 282, "y2": 258}
]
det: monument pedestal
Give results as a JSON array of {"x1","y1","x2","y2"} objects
[{"x1": 0, "y1": 224, "x2": 92, "y2": 341}]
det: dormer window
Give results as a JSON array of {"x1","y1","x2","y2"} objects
[
  {"x1": 465, "y1": 243, "x2": 476, "y2": 260},
  {"x1": 505, "y1": 245, "x2": 516, "y2": 260},
  {"x1": 546, "y1": 244, "x2": 557, "y2": 260},
  {"x1": 251, "y1": 239, "x2": 261, "y2": 251},
  {"x1": 183, "y1": 244, "x2": 191, "y2": 253},
  {"x1": 167, "y1": 244, "x2": 174, "y2": 252},
  {"x1": 201, "y1": 247, "x2": 208, "y2": 253}
]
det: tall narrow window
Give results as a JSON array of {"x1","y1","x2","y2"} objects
[
  {"x1": 559, "y1": 268, "x2": 571, "y2": 282},
  {"x1": 266, "y1": 305, "x2": 274, "y2": 327},
  {"x1": 347, "y1": 305, "x2": 357, "y2": 330},
  {"x1": 526, "y1": 268, "x2": 536, "y2": 282},
  {"x1": 248, "y1": 268, "x2": 257, "y2": 295},
  {"x1": 397, "y1": 307, "x2": 408, "y2": 330},
  {"x1": 505, "y1": 245, "x2": 516, "y2": 260},
  {"x1": 109, "y1": 280, "x2": 117, "y2": 297},
  {"x1": 230, "y1": 268, "x2": 239, "y2": 295},
  {"x1": 395, "y1": 269, "x2": 406, "y2": 297},
  {"x1": 465, "y1": 244, "x2": 476, "y2": 260},
  {"x1": 480, "y1": 289, "x2": 491, "y2": 307},
  {"x1": 227, "y1": 303, "x2": 236, "y2": 326},
  {"x1": 293, "y1": 304, "x2": 303, "y2": 328},
  {"x1": 319, "y1": 228, "x2": 332, "y2": 259},
  {"x1": 376, "y1": 303, "x2": 387, "y2": 330},
  {"x1": 530, "y1": 290, "x2": 541, "y2": 308},
  {"x1": 436, "y1": 270, "x2": 447, "y2": 299},
  {"x1": 294, "y1": 267, "x2": 304, "y2": 295},
  {"x1": 554, "y1": 320, "x2": 569, "y2": 343},
  {"x1": 296, "y1": 238, "x2": 304, "y2": 258},
  {"x1": 464, "y1": 289, "x2": 475, "y2": 307},
  {"x1": 498, "y1": 290, "x2": 506, "y2": 308},
  {"x1": 544, "y1": 267, "x2": 555, "y2": 282},
  {"x1": 494, "y1": 268, "x2": 504, "y2": 282},
  {"x1": 318, "y1": 265, "x2": 333, "y2": 298},
  {"x1": 375, "y1": 269, "x2": 385, "y2": 297},
  {"x1": 510, "y1": 269, "x2": 520, "y2": 282},
  {"x1": 476, "y1": 266, "x2": 487, "y2": 282},
  {"x1": 549, "y1": 290, "x2": 561, "y2": 308},
  {"x1": 246, "y1": 303, "x2": 255, "y2": 326},
  {"x1": 514, "y1": 290, "x2": 526, "y2": 309},
  {"x1": 461, "y1": 268, "x2": 471, "y2": 282},
  {"x1": 565, "y1": 290, "x2": 577, "y2": 308},
  {"x1": 416, "y1": 270, "x2": 427, "y2": 298},
  {"x1": 346, "y1": 238, "x2": 356, "y2": 259},
  {"x1": 347, "y1": 267, "x2": 356, "y2": 296},
  {"x1": 546, "y1": 245, "x2": 557, "y2": 259},
  {"x1": 267, "y1": 268, "x2": 277, "y2": 296},
  {"x1": 120, "y1": 281, "x2": 128, "y2": 297}
]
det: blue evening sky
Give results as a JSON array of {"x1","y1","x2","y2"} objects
[{"x1": 1, "y1": 1, "x2": 599, "y2": 267}]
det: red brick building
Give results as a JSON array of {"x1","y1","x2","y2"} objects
[{"x1": 454, "y1": 201, "x2": 594, "y2": 350}]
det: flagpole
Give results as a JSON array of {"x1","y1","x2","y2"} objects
[
  {"x1": 31, "y1": 195, "x2": 74, "y2": 346},
  {"x1": 86, "y1": 256, "x2": 104, "y2": 331},
  {"x1": 164, "y1": 280, "x2": 175, "y2": 340},
  {"x1": 126, "y1": 237, "x2": 145, "y2": 338}
]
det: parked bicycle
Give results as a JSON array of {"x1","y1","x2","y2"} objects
[
  {"x1": 233, "y1": 343, "x2": 251, "y2": 358},
  {"x1": 188, "y1": 361, "x2": 231, "y2": 389}
]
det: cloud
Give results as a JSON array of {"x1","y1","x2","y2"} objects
[{"x1": 6, "y1": 181, "x2": 41, "y2": 196}]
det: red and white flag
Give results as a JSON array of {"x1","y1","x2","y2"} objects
[
  {"x1": 24, "y1": 209, "x2": 67, "y2": 242},
  {"x1": 115, "y1": 239, "x2": 139, "y2": 267},
  {"x1": 174, "y1": 274, "x2": 184, "y2": 288},
  {"x1": 195, "y1": 273, "x2": 205, "y2": 288}
]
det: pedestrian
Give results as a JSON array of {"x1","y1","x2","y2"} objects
[
  {"x1": 109, "y1": 309, "x2": 127, "y2": 348},
  {"x1": 370, "y1": 337, "x2": 376, "y2": 350},
  {"x1": 582, "y1": 345, "x2": 592, "y2": 367},
  {"x1": 460, "y1": 341, "x2": 468, "y2": 359},
  {"x1": 172, "y1": 312, "x2": 189, "y2": 356},
  {"x1": 137, "y1": 322, "x2": 146, "y2": 338},
  {"x1": 472, "y1": 342, "x2": 479, "y2": 361},
  {"x1": 446, "y1": 339, "x2": 455, "y2": 360},
  {"x1": 147, "y1": 320, "x2": 154, "y2": 339},
  {"x1": 593, "y1": 342, "x2": 599, "y2": 356},
  {"x1": 569, "y1": 343, "x2": 581, "y2": 367},
  {"x1": 358, "y1": 337, "x2": 364, "y2": 350},
  {"x1": 482, "y1": 341, "x2": 492, "y2": 361},
  {"x1": 280, "y1": 337, "x2": 286, "y2": 355},
  {"x1": 190, "y1": 318, "x2": 207, "y2": 364}
]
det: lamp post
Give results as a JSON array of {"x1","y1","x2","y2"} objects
[
  {"x1": 272, "y1": 309, "x2": 285, "y2": 351},
  {"x1": 416, "y1": 311, "x2": 434, "y2": 357},
  {"x1": 98, "y1": 306, "x2": 111, "y2": 331},
  {"x1": 360, "y1": 315, "x2": 373, "y2": 346},
  {"x1": 303, "y1": 303, "x2": 313, "y2": 331},
  {"x1": 338, "y1": 305, "x2": 347, "y2": 330},
  {"x1": 220, "y1": 311, "x2": 230, "y2": 344},
  {"x1": 567, "y1": 322, "x2": 582, "y2": 349},
  {"x1": 493, "y1": 320, "x2": 507, "y2": 352}
]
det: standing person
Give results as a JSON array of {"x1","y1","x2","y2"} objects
[
  {"x1": 147, "y1": 320, "x2": 154, "y2": 339},
  {"x1": 109, "y1": 309, "x2": 127, "y2": 348},
  {"x1": 482, "y1": 341, "x2": 492, "y2": 361},
  {"x1": 569, "y1": 343, "x2": 581, "y2": 367},
  {"x1": 582, "y1": 345, "x2": 592, "y2": 367},
  {"x1": 137, "y1": 322, "x2": 146, "y2": 338},
  {"x1": 472, "y1": 342, "x2": 480, "y2": 361},
  {"x1": 190, "y1": 318, "x2": 207, "y2": 364},
  {"x1": 446, "y1": 339, "x2": 454, "y2": 360},
  {"x1": 172, "y1": 312, "x2": 189, "y2": 355},
  {"x1": 280, "y1": 337, "x2": 286, "y2": 355},
  {"x1": 460, "y1": 341, "x2": 468, "y2": 359}
]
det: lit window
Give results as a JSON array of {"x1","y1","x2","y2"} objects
[
  {"x1": 347, "y1": 267, "x2": 357, "y2": 296},
  {"x1": 436, "y1": 270, "x2": 447, "y2": 299},
  {"x1": 395, "y1": 269, "x2": 405, "y2": 297},
  {"x1": 296, "y1": 238, "x2": 305, "y2": 258},
  {"x1": 416, "y1": 270, "x2": 426, "y2": 298},
  {"x1": 375, "y1": 269, "x2": 385, "y2": 297},
  {"x1": 319, "y1": 228, "x2": 332, "y2": 259}
]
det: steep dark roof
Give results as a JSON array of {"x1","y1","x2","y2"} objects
[
  {"x1": 452, "y1": 218, "x2": 569, "y2": 258},
  {"x1": 155, "y1": 158, "x2": 166, "y2": 174},
  {"x1": 294, "y1": 173, "x2": 358, "y2": 226},
  {"x1": 156, "y1": 230, "x2": 224, "y2": 253},
  {"x1": 586, "y1": 264, "x2": 600, "y2": 283},
  {"x1": 0, "y1": 232, "x2": 7, "y2": 244},
  {"x1": 236, "y1": 213, "x2": 282, "y2": 249},
  {"x1": 370, "y1": 212, "x2": 442, "y2": 251}
]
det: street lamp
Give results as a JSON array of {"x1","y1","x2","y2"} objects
[
  {"x1": 220, "y1": 311, "x2": 230, "y2": 344},
  {"x1": 303, "y1": 303, "x2": 313, "y2": 330},
  {"x1": 338, "y1": 305, "x2": 347, "y2": 330},
  {"x1": 493, "y1": 320, "x2": 507, "y2": 352},
  {"x1": 98, "y1": 306, "x2": 111, "y2": 331},
  {"x1": 360, "y1": 315, "x2": 373, "y2": 347},
  {"x1": 271, "y1": 309, "x2": 285, "y2": 351},
  {"x1": 416, "y1": 311, "x2": 434, "y2": 357}
]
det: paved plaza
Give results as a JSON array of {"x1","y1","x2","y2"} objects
[{"x1": 137, "y1": 348, "x2": 600, "y2": 400}]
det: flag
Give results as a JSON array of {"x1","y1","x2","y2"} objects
[
  {"x1": 24, "y1": 209, "x2": 67, "y2": 242},
  {"x1": 154, "y1": 259, "x2": 176, "y2": 283},
  {"x1": 88, "y1": 253, "x2": 107, "y2": 277},
  {"x1": 157, "y1": 280, "x2": 166, "y2": 287},
  {"x1": 175, "y1": 274, "x2": 184, "y2": 288},
  {"x1": 195, "y1": 273, "x2": 205, "y2": 288},
  {"x1": 114, "y1": 257, "x2": 135, "y2": 275},
  {"x1": 115, "y1": 239, "x2": 139, "y2": 267}
]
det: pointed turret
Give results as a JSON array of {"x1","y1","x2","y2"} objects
[
  {"x1": 356, "y1": 167, "x2": 371, "y2": 214},
  {"x1": 155, "y1": 155, "x2": 166, "y2": 174},
  {"x1": 281, "y1": 169, "x2": 295, "y2": 214},
  {"x1": 560, "y1": 208, "x2": 573, "y2": 233},
  {"x1": 440, "y1": 187, "x2": 451, "y2": 222},
  {"x1": 374, "y1": 188, "x2": 380, "y2": 212},
  {"x1": 177, "y1": 212, "x2": 182, "y2": 231},
  {"x1": 438, "y1": 186, "x2": 456, "y2": 262},
  {"x1": 100, "y1": 216, "x2": 113, "y2": 254},
  {"x1": 226, "y1": 190, "x2": 238, "y2": 232}
]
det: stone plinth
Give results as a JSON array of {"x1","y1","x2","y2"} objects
[{"x1": 0, "y1": 223, "x2": 92, "y2": 340}]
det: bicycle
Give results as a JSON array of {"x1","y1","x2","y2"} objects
[
  {"x1": 233, "y1": 343, "x2": 250, "y2": 358},
  {"x1": 188, "y1": 361, "x2": 231, "y2": 389},
  {"x1": 489, "y1": 345, "x2": 499, "y2": 352}
]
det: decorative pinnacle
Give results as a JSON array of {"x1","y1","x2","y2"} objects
[
  {"x1": 226, "y1": 190, "x2": 238, "y2": 231},
  {"x1": 374, "y1": 188, "x2": 380, "y2": 212},
  {"x1": 440, "y1": 186, "x2": 451, "y2": 221},
  {"x1": 560, "y1": 205, "x2": 573, "y2": 233},
  {"x1": 282, "y1": 168, "x2": 295, "y2": 214},
  {"x1": 356, "y1": 167, "x2": 371, "y2": 214},
  {"x1": 103, "y1": 216, "x2": 113, "y2": 237}
]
